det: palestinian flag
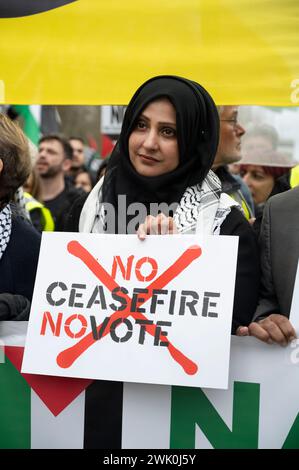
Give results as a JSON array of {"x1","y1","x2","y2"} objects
[
  {"x1": 0, "y1": 322, "x2": 123, "y2": 449},
  {"x1": 2, "y1": 322, "x2": 299, "y2": 449},
  {"x1": 12, "y1": 105, "x2": 41, "y2": 146}
]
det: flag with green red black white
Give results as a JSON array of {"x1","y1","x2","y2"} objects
[{"x1": 0, "y1": 321, "x2": 123, "y2": 449}]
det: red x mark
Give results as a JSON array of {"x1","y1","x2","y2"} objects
[{"x1": 56, "y1": 241, "x2": 201, "y2": 375}]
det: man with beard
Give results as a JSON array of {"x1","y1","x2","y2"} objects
[
  {"x1": 36, "y1": 134, "x2": 82, "y2": 230},
  {"x1": 212, "y1": 106, "x2": 254, "y2": 219},
  {"x1": 68, "y1": 136, "x2": 86, "y2": 181}
]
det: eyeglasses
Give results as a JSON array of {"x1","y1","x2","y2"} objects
[{"x1": 220, "y1": 118, "x2": 242, "y2": 129}]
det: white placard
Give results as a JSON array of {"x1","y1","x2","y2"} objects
[
  {"x1": 22, "y1": 233, "x2": 238, "y2": 389},
  {"x1": 101, "y1": 105, "x2": 126, "y2": 135}
]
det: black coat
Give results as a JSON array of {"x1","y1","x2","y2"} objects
[
  {"x1": 220, "y1": 207, "x2": 260, "y2": 333},
  {"x1": 0, "y1": 216, "x2": 41, "y2": 301}
]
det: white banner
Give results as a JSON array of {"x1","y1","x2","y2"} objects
[{"x1": 122, "y1": 264, "x2": 299, "y2": 449}]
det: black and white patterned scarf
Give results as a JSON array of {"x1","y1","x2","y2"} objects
[
  {"x1": 174, "y1": 170, "x2": 240, "y2": 236},
  {"x1": 14, "y1": 187, "x2": 30, "y2": 220},
  {"x1": 79, "y1": 171, "x2": 240, "y2": 235},
  {"x1": 0, "y1": 204, "x2": 12, "y2": 261}
]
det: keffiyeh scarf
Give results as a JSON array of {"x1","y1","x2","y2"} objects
[
  {"x1": 0, "y1": 204, "x2": 12, "y2": 261},
  {"x1": 14, "y1": 187, "x2": 30, "y2": 220},
  {"x1": 79, "y1": 171, "x2": 240, "y2": 235},
  {"x1": 174, "y1": 170, "x2": 240, "y2": 236}
]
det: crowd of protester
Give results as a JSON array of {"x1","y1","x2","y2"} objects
[{"x1": 0, "y1": 77, "x2": 298, "y2": 346}]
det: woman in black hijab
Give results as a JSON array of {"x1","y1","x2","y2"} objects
[
  {"x1": 67, "y1": 75, "x2": 259, "y2": 333},
  {"x1": 66, "y1": 75, "x2": 260, "y2": 449}
]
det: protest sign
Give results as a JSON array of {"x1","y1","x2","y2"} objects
[{"x1": 22, "y1": 233, "x2": 238, "y2": 389}]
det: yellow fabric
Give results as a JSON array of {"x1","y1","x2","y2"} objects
[
  {"x1": 24, "y1": 192, "x2": 55, "y2": 231},
  {"x1": 290, "y1": 165, "x2": 299, "y2": 188},
  {"x1": 240, "y1": 199, "x2": 251, "y2": 221},
  {"x1": 230, "y1": 193, "x2": 252, "y2": 221},
  {"x1": 1, "y1": 0, "x2": 299, "y2": 105}
]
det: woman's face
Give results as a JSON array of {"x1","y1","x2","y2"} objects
[
  {"x1": 128, "y1": 98, "x2": 179, "y2": 177},
  {"x1": 75, "y1": 172, "x2": 92, "y2": 193},
  {"x1": 241, "y1": 165, "x2": 275, "y2": 205}
]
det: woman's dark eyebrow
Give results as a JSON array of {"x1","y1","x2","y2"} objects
[{"x1": 139, "y1": 113, "x2": 176, "y2": 127}]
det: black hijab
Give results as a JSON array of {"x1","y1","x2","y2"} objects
[{"x1": 102, "y1": 75, "x2": 219, "y2": 232}]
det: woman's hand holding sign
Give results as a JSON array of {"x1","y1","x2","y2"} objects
[{"x1": 138, "y1": 214, "x2": 178, "y2": 240}]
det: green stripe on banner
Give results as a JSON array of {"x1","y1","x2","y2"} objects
[
  {"x1": 13, "y1": 105, "x2": 40, "y2": 145},
  {"x1": 170, "y1": 382, "x2": 260, "y2": 449},
  {"x1": 0, "y1": 356, "x2": 30, "y2": 449}
]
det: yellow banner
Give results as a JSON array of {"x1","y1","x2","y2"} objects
[{"x1": 0, "y1": 0, "x2": 299, "y2": 105}]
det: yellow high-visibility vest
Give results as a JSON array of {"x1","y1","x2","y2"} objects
[
  {"x1": 230, "y1": 191, "x2": 253, "y2": 221},
  {"x1": 24, "y1": 192, "x2": 55, "y2": 231},
  {"x1": 290, "y1": 165, "x2": 299, "y2": 189}
]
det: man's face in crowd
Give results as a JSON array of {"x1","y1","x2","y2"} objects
[
  {"x1": 36, "y1": 139, "x2": 67, "y2": 178},
  {"x1": 213, "y1": 106, "x2": 245, "y2": 168},
  {"x1": 69, "y1": 138, "x2": 85, "y2": 169}
]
